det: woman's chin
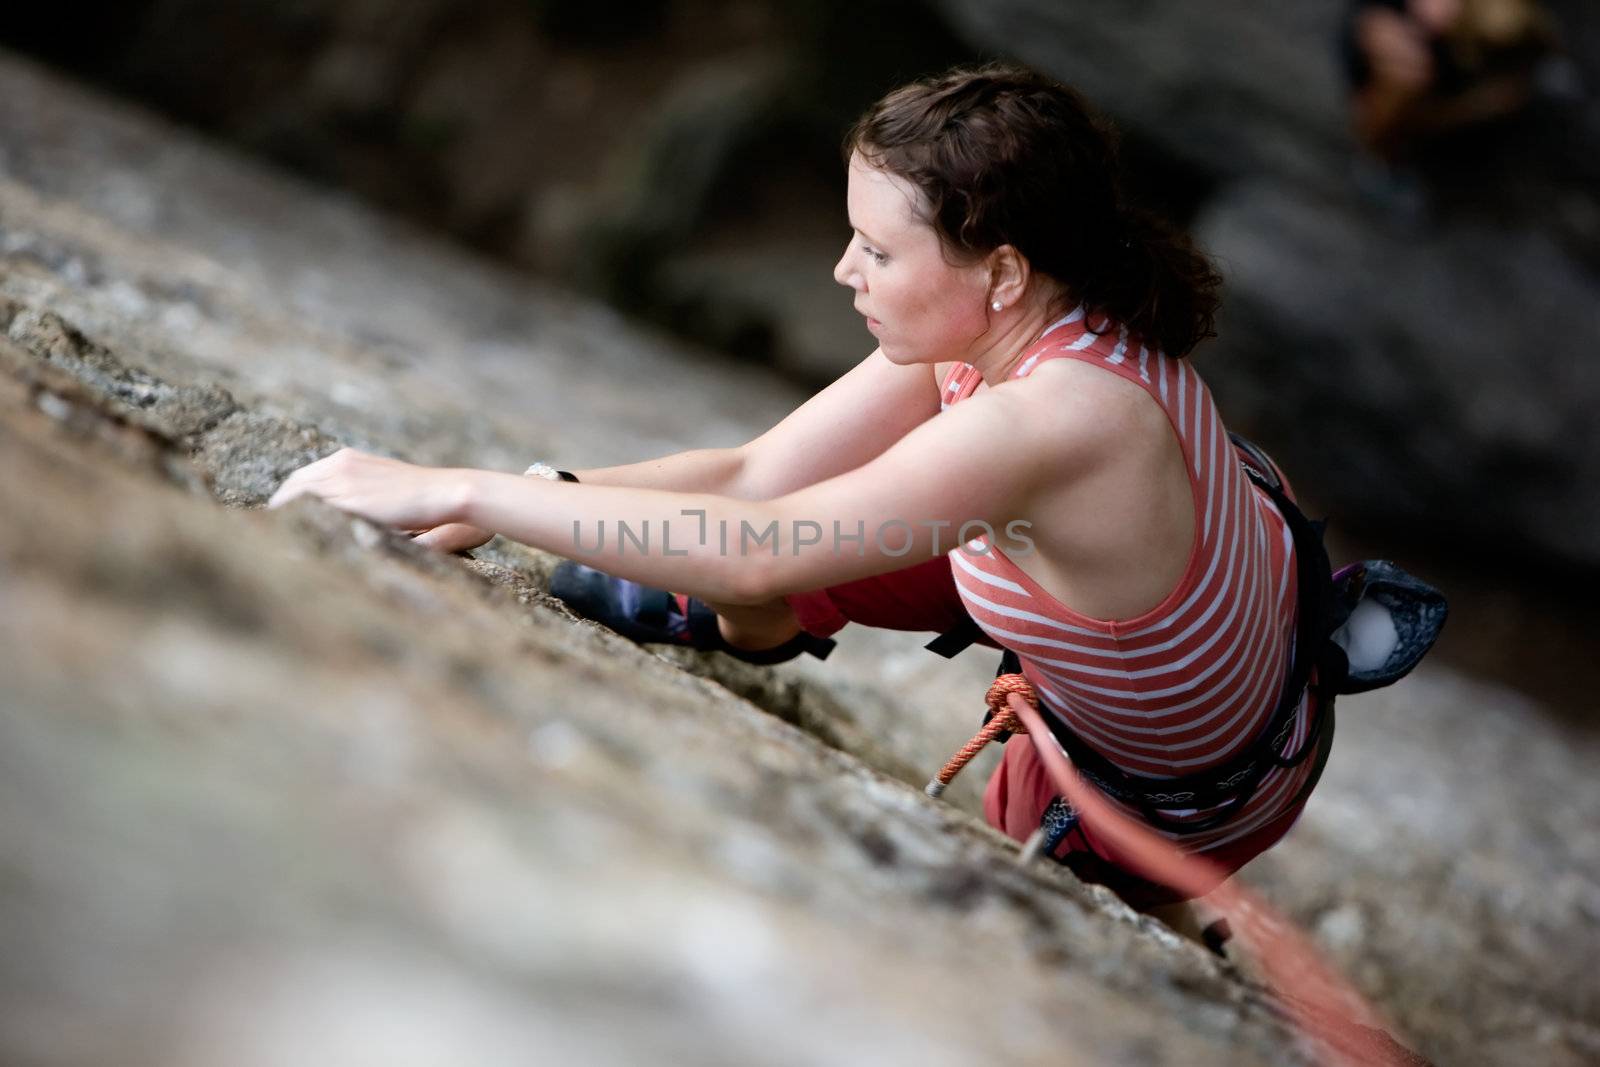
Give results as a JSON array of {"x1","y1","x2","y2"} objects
[
  {"x1": 879, "y1": 343, "x2": 936, "y2": 367},
  {"x1": 877, "y1": 341, "x2": 912, "y2": 364}
]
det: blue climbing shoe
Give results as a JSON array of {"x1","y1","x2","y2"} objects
[{"x1": 549, "y1": 561, "x2": 835, "y2": 665}]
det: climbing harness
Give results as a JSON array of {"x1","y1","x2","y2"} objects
[{"x1": 1018, "y1": 796, "x2": 1081, "y2": 866}]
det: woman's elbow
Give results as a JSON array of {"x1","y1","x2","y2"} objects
[
  {"x1": 709, "y1": 546, "x2": 823, "y2": 606},
  {"x1": 714, "y1": 557, "x2": 784, "y2": 607}
]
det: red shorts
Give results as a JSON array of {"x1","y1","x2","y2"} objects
[
  {"x1": 783, "y1": 554, "x2": 997, "y2": 643},
  {"x1": 784, "y1": 557, "x2": 1307, "y2": 907}
]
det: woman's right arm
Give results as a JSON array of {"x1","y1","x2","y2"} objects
[
  {"x1": 582, "y1": 348, "x2": 947, "y2": 498},
  {"x1": 415, "y1": 348, "x2": 945, "y2": 550},
  {"x1": 570, "y1": 447, "x2": 749, "y2": 495},
  {"x1": 412, "y1": 446, "x2": 749, "y2": 552},
  {"x1": 721, "y1": 347, "x2": 947, "y2": 499}
]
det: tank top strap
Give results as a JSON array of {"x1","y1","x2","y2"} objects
[
  {"x1": 941, "y1": 306, "x2": 1097, "y2": 410},
  {"x1": 1010, "y1": 318, "x2": 1160, "y2": 395},
  {"x1": 939, "y1": 362, "x2": 983, "y2": 410}
]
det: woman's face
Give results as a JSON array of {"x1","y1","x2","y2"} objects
[{"x1": 832, "y1": 153, "x2": 992, "y2": 365}]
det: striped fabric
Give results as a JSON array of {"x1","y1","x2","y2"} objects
[{"x1": 945, "y1": 307, "x2": 1320, "y2": 852}]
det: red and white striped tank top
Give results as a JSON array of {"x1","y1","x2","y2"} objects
[{"x1": 943, "y1": 307, "x2": 1319, "y2": 850}]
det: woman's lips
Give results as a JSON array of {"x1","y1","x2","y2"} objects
[{"x1": 865, "y1": 316, "x2": 881, "y2": 331}]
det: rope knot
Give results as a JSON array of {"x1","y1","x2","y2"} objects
[
  {"x1": 925, "y1": 673, "x2": 1040, "y2": 798},
  {"x1": 986, "y1": 673, "x2": 1038, "y2": 722}
]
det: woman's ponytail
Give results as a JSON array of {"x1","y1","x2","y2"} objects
[{"x1": 1081, "y1": 207, "x2": 1222, "y2": 357}]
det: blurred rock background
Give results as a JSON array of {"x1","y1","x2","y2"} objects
[{"x1": 1, "y1": 2, "x2": 1598, "y2": 1064}]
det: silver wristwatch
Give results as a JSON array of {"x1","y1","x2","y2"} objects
[{"x1": 523, "y1": 461, "x2": 578, "y2": 482}]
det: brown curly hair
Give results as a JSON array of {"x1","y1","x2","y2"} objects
[{"x1": 846, "y1": 63, "x2": 1223, "y2": 358}]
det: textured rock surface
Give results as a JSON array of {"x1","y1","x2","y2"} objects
[
  {"x1": 1239, "y1": 674, "x2": 1600, "y2": 1067},
  {"x1": 4, "y1": 368, "x2": 1311, "y2": 1067},
  {"x1": 1, "y1": 52, "x2": 1595, "y2": 1067}
]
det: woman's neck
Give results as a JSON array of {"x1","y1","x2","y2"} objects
[{"x1": 968, "y1": 294, "x2": 1070, "y2": 387}]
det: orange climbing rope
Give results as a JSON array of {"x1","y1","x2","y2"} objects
[
  {"x1": 921, "y1": 671, "x2": 1423, "y2": 1067},
  {"x1": 924, "y1": 673, "x2": 1036, "y2": 798}
]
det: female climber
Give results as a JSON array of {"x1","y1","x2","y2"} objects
[{"x1": 269, "y1": 63, "x2": 1440, "y2": 913}]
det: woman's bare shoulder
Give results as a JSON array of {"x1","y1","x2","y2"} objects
[{"x1": 1007, "y1": 357, "x2": 1162, "y2": 429}]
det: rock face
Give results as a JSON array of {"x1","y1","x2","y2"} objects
[
  {"x1": 1238, "y1": 674, "x2": 1600, "y2": 1067},
  {"x1": 6, "y1": 353, "x2": 1298, "y2": 1067},
  {"x1": 1200, "y1": 184, "x2": 1600, "y2": 562},
  {"x1": 0, "y1": 54, "x2": 1310, "y2": 1067},
  {"x1": 1, "y1": 52, "x2": 1596, "y2": 1067}
]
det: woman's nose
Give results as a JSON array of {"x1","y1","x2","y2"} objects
[{"x1": 833, "y1": 247, "x2": 862, "y2": 291}]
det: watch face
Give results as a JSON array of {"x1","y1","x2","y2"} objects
[{"x1": 524, "y1": 463, "x2": 560, "y2": 480}]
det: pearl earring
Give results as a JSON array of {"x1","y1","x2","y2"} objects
[{"x1": 991, "y1": 300, "x2": 1003, "y2": 311}]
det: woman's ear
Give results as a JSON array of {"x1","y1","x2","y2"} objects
[{"x1": 988, "y1": 244, "x2": 1031, "y2": 309}]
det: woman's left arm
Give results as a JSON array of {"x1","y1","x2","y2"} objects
[{"x1": 267, "y1": 387, "x2": 1082, "y2": 605}]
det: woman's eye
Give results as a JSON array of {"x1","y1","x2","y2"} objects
[{"x1": 864, "y1": 246, "x2": 888, "y2": 265}]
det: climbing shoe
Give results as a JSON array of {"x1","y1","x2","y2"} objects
[{"x1": 549, "y1": 561, "x2": 835, "y2": 665}]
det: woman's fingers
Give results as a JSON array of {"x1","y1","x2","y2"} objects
[
  {"x1": 264, "y1": 470, "x2": 307, "y2": 509},
  {"x1": 412, "y1": 523, "x2": 494, "y2": 553},
  {"x1": 266, "y1": 448, "x2": 349, "y2": 509},
  {"x1": 264, "y1": 447, "x2": 463, "y2": 532}
]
